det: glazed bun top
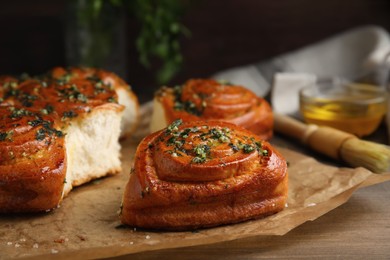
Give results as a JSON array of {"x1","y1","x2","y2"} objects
[
  {"x1": 154, "y1": 79, "x2": 273, "y2": 140},
  {"x1": 136, "y1": 119, "x2": 284, "y2": 186},
  {"x1": 0, "y1": 68, "x2": 124, "y2": 169}
]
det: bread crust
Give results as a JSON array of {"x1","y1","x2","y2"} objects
[
  {"x1": 48, "y1": 67, "x2": 140, "y2": 137},
  {"x1": 153, "y1": 79, "x2": 273, "y2": 140},
  {"x1": 0, "y1": 67, "x2": 132, "y2": 212},
  {"x1": 121, "y1": 120, "x2": 288, "y2": 230}
]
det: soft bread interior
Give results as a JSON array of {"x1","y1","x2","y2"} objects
[
  {"x1": 117, "y1": 87, "x2": 139, "y2": 137},
  {"x1": 150, "y1": 98, "x2": 168, "y2": 133},
  {"x1": 62, "y1": 106, "x2": 123, "y2": 196}
]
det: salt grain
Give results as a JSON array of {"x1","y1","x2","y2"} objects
[
  {"x1": 15, "y1": 243, "x2": 20, "y2": 248},
  {"x1": 7, "y1": 242, "x2": 12, "y2": 246},
  {"x1": 145, "y1": 235, "x2": 151, "y2": 240},
  {"x1": 129, "y1": 241, "x2": 134, "y2": 245},
  {"x1": 51, "y1": 249, "x2": 59, "y2": 254},
  {"x1": 33, "y1": 243, "x2": 39, "y2": 249},
  {"x1": 20, "y1": 238, "x2": 26, "y2": 242}
]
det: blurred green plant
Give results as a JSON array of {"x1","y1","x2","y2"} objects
[{"x1": 70, "y1": 0, "x2": 189, "y2": 84}]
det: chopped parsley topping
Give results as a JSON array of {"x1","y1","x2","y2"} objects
[
  {"x1": 35, "y1": 128, "x2": 47, "y2": 141},
  {"x1": 165, "y1": 119, "x2": 182, "y2": 134},
  {"x1": 28, "y1": 118, "x2": 44, "y2": 127},
  {"x1": 4, "y1": 88, "x2": 20, "y2": 99},
  {"x1": 0, "y1": 132, "x2": 7, "y2": 141},
  {"x1": 160, "y1": 121, "x2": 268, "y2": 165},
  {"x1": 242, "y1": 144, "x2": 255, "y2": 153},
  {"x1": 27, "y1": 117, "x2": 64, "y2": 141},
  {"x1": 107, "y1": 97, "x2": 117, "y2": 103},
  {"x1": 56, "y1": 73, "x2": 72, "y2": 85},
  {"x1": 209, "y1": 128, "x2": 230, "y2": 143},
  {"x1": 41, "y1": 81, "x2": 48, "y2": 88},
  {"x1": 2, "y1": 84, "x2": 38, "y2": 107},
  {"x1": 3, "y1": 81, "x2": 18, "y2": 89},
  {"x1": 172, "y1": 85, "x2": 206, "y2": 116},
  {"x1": 0, "y1": 131, "x2": 13, "y2": 142},
  {"x1": 62, "y1": 110, "x2": 78, "y2": 120},
  {"x1": 9, "y1": 107, "x2": 33, "y2": 119},
  {"x1": 87, "y1": 76, "x2": 114, "y2": 94},
  {"x1": 40, "y1": 104, "x2": 54, "y2": 115},
  {"x1": 93, "y1": 81, "x2": 107, "y2": 95},
  {"x1": 58, "y1": 84, "x2": 88, "y2": 103},
  {"x1": 192, "y1": 144, "x2": 210, "y2": 163},
  {"x1": 35, "y1": 126, "x2": 63, "y2": 141},
  {"x1": 19, "y1": 93, "x2": 38, "y2": 107}
]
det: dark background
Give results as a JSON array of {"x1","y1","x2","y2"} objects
[{"x1": 0, "y1": 0, "x2": 389, "y2": 101}]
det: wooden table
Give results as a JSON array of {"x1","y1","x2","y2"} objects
[{"x1": 113, "y1": 129, "x2": 390, "y2": 259}]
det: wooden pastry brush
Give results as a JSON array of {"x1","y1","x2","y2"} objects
[{"x1": 274, "y1": 113, "x2": 390, "y2": 173}]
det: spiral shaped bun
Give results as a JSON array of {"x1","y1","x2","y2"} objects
[
  {"x1": 151, "y1": 79, "x2": 273, "y2": 140},
  {"x1": 0, "y1": 106, "x2": 66, "y2": 212},
  {"x1": 121, "y1": 120, "x2": 288, "y2": 230}
]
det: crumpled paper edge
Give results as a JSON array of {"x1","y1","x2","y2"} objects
[{"x1": 2, "y1": 102, "x2": 390, "y2": 260}]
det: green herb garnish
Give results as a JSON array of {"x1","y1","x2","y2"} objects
[
  {"x1": 192, "y1": 144, "x2": 210, "y2": 163},
  {"x1": 62, "y1": 110, "x2": 78, "y2": 119},
  {"x1": 165, "y1": 119, "x2": 182, "y2": 134},
  {"x1": 35, "y1": 128, "x2": 47, "y2": 141},
  {"x1": 242, "y1": 144, "x2": 255, "y2": 153},
  {"x1": 0, "y1": 131, "x2": 13, "y2": 142},
  {"x1": 40, "y1": 104, "x2": 54, "y2": 115},
  {"x1": 9, "y1": 107, "x2": 33, "y2": 119},
  {"x1": 29, "y1": 118, "x2": 64, "y2": 141},
  {"x1": 107, "y1": 97, "x2": 117, "y2": 103}
]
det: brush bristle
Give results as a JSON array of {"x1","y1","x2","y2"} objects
[{"x1": 340, "y1": 138, "x2": 390, "y2": 173}]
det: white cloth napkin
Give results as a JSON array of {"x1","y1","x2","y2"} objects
[{"x1": 271, "y1": 73, "x2": 316, "y2": 118}]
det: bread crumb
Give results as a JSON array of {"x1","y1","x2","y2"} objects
[{"x1": 54, "y1": 238, "x2": 65, "y2": 243}]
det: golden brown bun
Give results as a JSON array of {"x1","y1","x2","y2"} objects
[
  {"x1": 48, "y1": 67, "x2": 140, "y2": 137},
  {"x1": 121, "y1": 120, "x2": 288, "y2": 230},
  {"x1": 0, "y1": 67, "x2": 137, "y2": 213},
  {"x1": 151, "y1": 79, "x2": 273, "y2": 140},
  {"x1": 0, "y1": 106, "x2": 66, "y2": 212}
]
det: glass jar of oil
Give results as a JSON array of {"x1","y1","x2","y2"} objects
[{"x1": 299, "y1": 82, "x2": 388, "y2": 137}]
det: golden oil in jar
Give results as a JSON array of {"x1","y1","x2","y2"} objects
[{"x1": 299, "y1": 83, "x2": 387, "y2": 137}]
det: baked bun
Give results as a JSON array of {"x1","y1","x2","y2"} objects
[
  {"x1": 150, "y1": 79, "x2": 273, "y2": 140},
  {"x1": 0, "y1": 67, "x2": 138, "y2": 212},
  {"x1": 121, "y1": 120, "x2": 288, "y2": 230},
  {"x1": 48, "y1": 67, "x2": 139, "y2": 138}
]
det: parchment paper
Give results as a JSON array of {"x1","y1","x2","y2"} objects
[{"x1": 1, "y1": 104, "x2": 390, "y2": 260}]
